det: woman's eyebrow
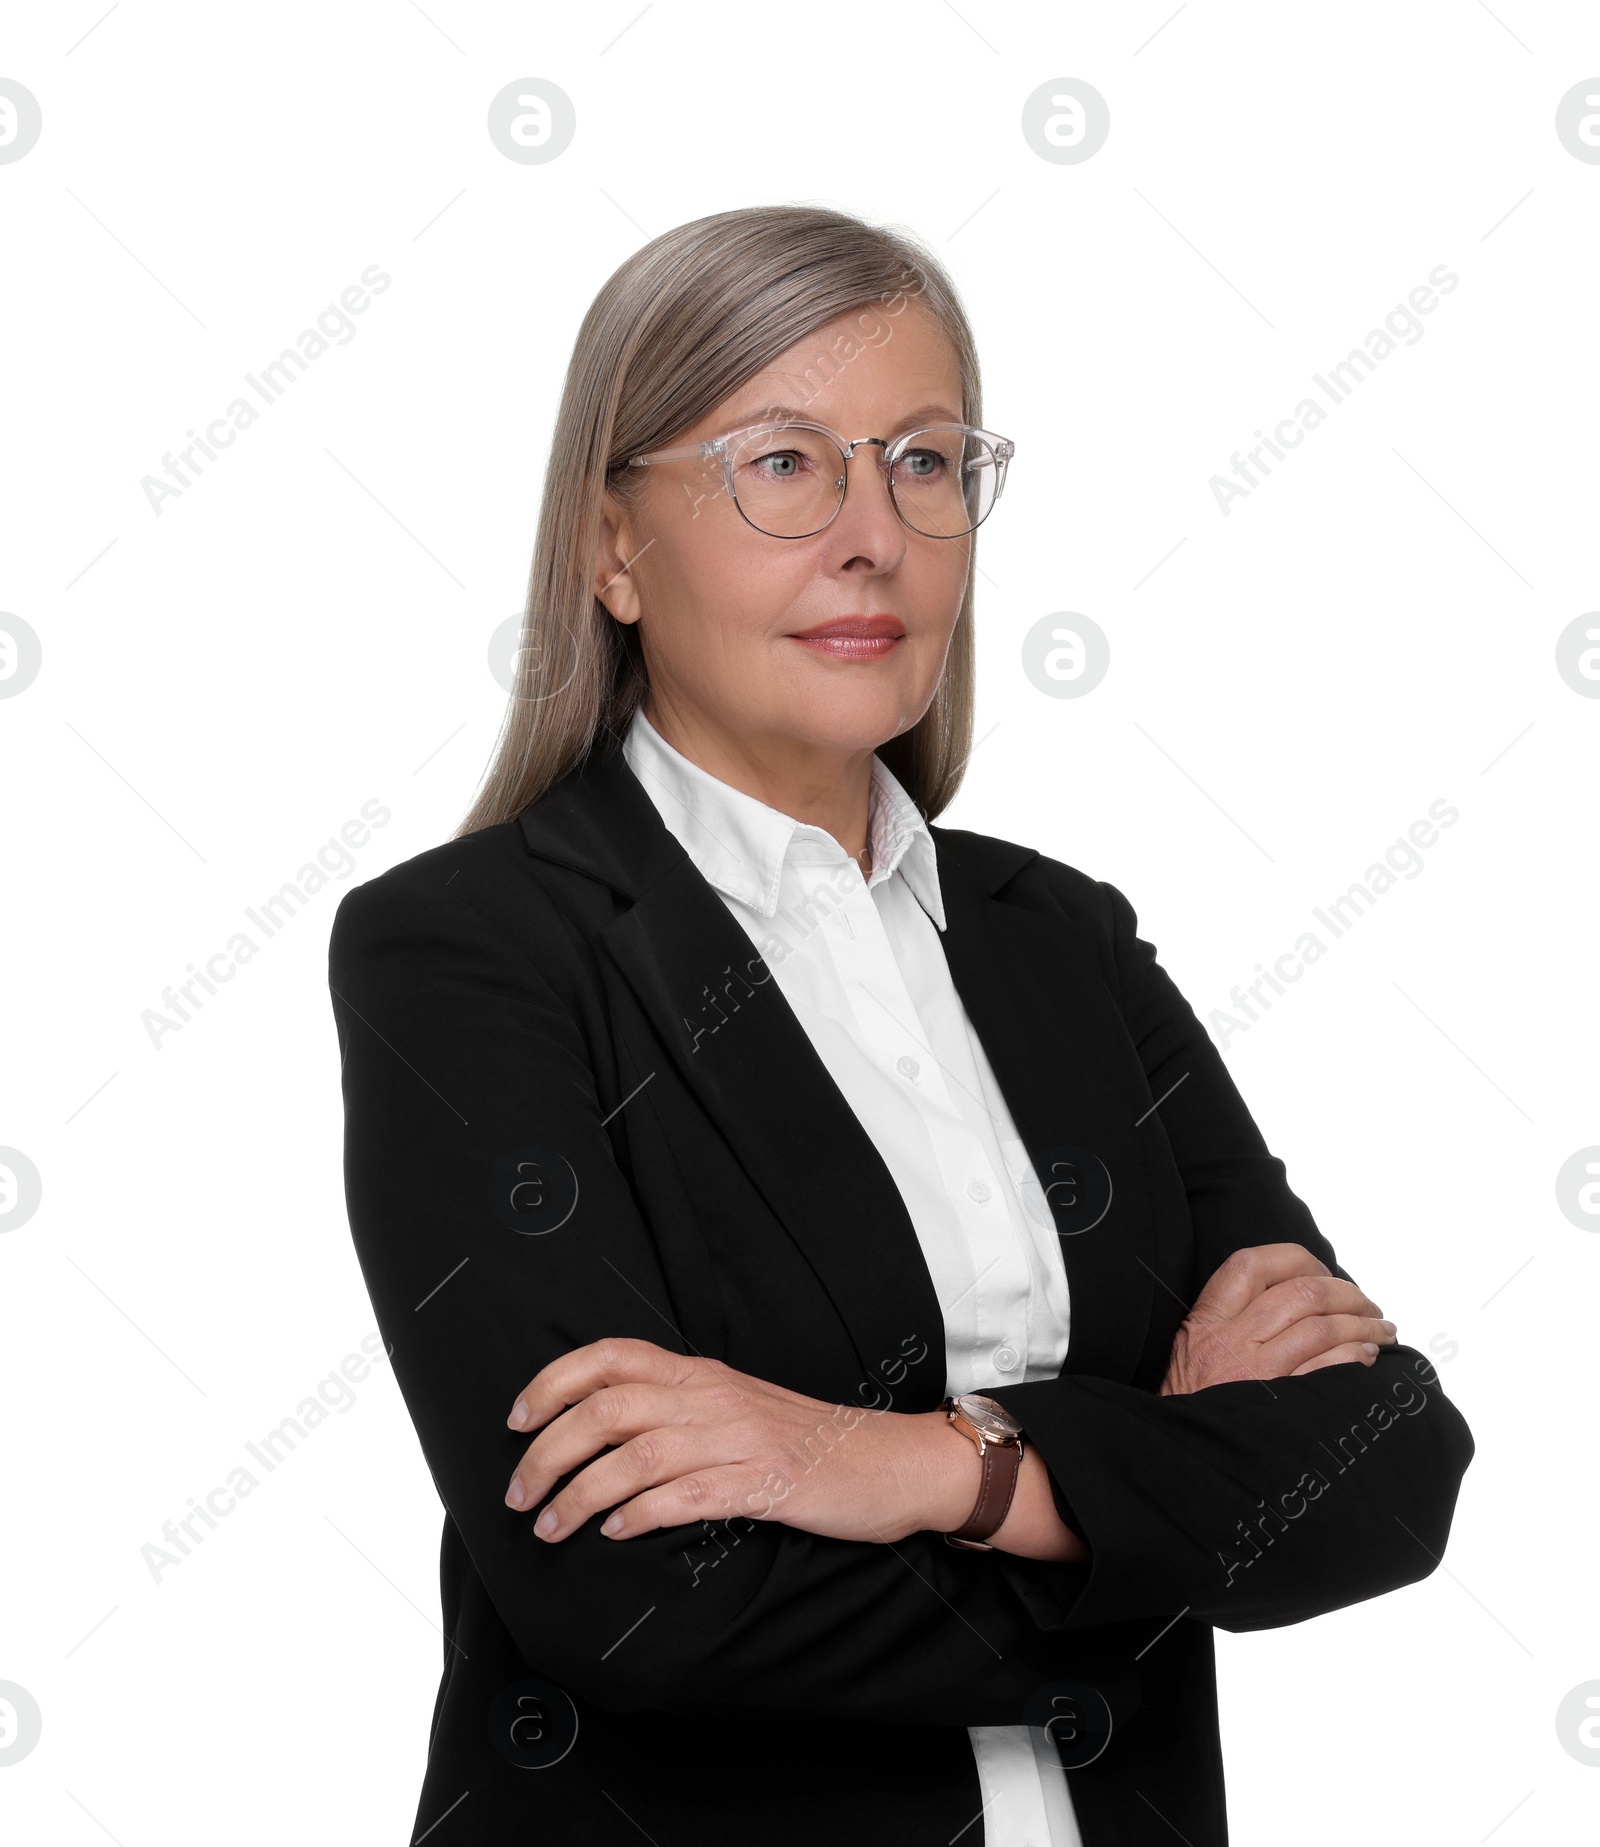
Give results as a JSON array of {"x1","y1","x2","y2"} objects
[{"x1": 725, "y1": 401, "x2": 966, "y2": 432}]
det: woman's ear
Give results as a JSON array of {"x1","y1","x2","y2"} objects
[{"x1": 593, "y1": 487, "x2": 645, "y2": 627}]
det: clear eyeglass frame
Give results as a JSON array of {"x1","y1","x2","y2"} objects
[{"x1": 626, "y1": 417, "x2": 1015, "y2": 540}]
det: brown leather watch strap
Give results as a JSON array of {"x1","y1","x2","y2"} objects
[{"x1": 945, "y1": 1420, "x2": 1024, "y2": 1551}]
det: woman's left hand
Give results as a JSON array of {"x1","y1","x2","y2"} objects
[{"x1": 502, "y1": 1337, "x2": 966, "y2": 1545}]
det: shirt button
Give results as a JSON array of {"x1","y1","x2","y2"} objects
[
  {"x1": 896, "y1": 1055, "x2": 920, "y2": 1080},
  {"x1": 993, "y1": 1344, "x2": 1020, "y2": 1373},
  {"x1": 966, "y1": 1178, "x2": 991, "y2": 1203}
]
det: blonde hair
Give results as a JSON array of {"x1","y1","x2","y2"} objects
[{"x1": 456, "y1": 203, "x2": 984, "y2": 838}]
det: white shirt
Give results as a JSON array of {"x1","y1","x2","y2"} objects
[{"x1": 623, "y1": 707, "x2": 1083, "y2": 1847}]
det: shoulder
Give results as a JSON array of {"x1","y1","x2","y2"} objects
[
  {"x1": 928, "y1": 819, "x2": 1132, "y2": 940},
  {"x1": 328, "y1": 819, "x2": 553, "y2": 975},
  {"x1": 331, "y1": 818, "x2": 521, "y2": 915},
  {"x1": 931, "y1": 822, "x2": 1185, "y2": 1030}
]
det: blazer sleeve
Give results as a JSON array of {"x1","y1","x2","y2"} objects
[
  {"x1": 328, "y1": 860, "x2": 1136, "y2": 1727},
  {"x1": 983, "y1": 874, "x2": 1476, "y2": 1637}
]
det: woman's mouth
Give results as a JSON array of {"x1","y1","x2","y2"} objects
[{"x1": 787, "y1": 615, "x2": 906, "y2": 660}]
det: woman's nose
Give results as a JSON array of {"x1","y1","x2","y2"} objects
[{"x1": 834, "y1": 445, "x2": 909, "y2": 550}]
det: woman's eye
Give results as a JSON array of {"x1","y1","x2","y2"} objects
[
  {"x1": 899, "y1": 449, "x2": 944, "y2": 476},
  {"x1": 752, "y1": 450, "x2": 803, "y2": 477}
]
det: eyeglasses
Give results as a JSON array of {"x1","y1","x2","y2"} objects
[{"x1": 627, "y1": 418, "x2": 1014, "y2": 540}]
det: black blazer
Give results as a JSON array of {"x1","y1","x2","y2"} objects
[{"x1": 327, "y1": 733, "x2": 1474, "y2": 1847}]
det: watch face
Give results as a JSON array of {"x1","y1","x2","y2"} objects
[{"x1": 956, "y1": 1393, "x2": 1022, "y2": 1440}]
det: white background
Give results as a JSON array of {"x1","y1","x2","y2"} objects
[{"x1": 2, "y1": 2, "x2": 1596, "y2": 1841}]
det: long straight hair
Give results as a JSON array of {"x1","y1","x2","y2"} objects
[{"x1": 456, "y1": 204, "x2": 983, "y2": 838}]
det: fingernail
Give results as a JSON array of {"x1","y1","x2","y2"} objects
[
  {"x1": 1381, "y1": 1321, "x2": 1397, "y2": 1337},
  {"x1": 535, "y1": 1506, "x2": 559, "y2": 1536},
  {"x1": 507, "y1": 1399, "x2": 530, "y2": 1429},
  {"x1": 601, "y1": 1512, "x2": 623, "y2": 1535},
  {"x1": 505, "y1": 1475, "x2": 526, "y2": 1508},
  {"x1": 1361, "y1": 1342, "x2": 1379, "y2": 1355}
]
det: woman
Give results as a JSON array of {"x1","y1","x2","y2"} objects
[{"x1": 328, "y1": 204, "x2": 1473, "y2": 1846}]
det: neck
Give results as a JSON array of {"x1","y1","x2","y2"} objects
[{"x1": 641, "y1": 696, "x2": 877, "y2": 872}]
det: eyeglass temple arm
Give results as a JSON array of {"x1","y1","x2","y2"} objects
[{"x1": 628, "y1": 440, "x2": 718, "y2": 468}]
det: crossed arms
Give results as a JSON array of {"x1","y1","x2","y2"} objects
[{"x1": 328, "y1": 860, "x2": 1474, "y2": 1725}]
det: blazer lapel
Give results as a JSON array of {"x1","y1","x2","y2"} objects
[
  {"x1": 520, "y1": 740, "x2": 950, "y2": 1412},
  {"x1": 934, "y1": 830, "x2": 1157, "y2": 1383}
]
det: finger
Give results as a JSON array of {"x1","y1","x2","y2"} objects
[
  {"x1": 1245, "y1": 1275, "x2": 1387, "y2": 1342},
  {"x1": 505, "y1": 1381, "x2": 685, "y2": 1512},
  {"x1": 1188, "y1": 1243, "x2": 1330, "y2": 1321},
  {"x1": 601, "y1": 1464, "x2": 776, "y2": 1540},
  {"x1": 1258, "y1": 1314, "x2": 1397, "y2": 1376},
  {"x1": 506, "y1": 1336, "x2": 691, "y2": 1432},
  {"x1": 1289, "y1": 1341, "x2": 1381, "y2": 1376},
  {"x1": 527, "y1": 1421, "x2": 712, "y2": 1540}
]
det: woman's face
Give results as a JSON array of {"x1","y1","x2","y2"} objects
[{"x1": 595, "y1": 298, "x2": 972, "y2": 764}]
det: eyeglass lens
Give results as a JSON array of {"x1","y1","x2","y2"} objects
[{"x1": 725, "y1": 425, "x2": 1001, "y2": 538}]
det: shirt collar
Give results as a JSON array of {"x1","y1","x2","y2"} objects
[{"x1": 621, "y1": 705, "x2": 946, "y2": 931}]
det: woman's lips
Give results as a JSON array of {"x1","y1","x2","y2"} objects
[
  {"x1": 787, "y1": 617, "x2": 905, "y2": 661},
  {"x1": 791, "y1": 634, "x2": 902, "y2": 660}
]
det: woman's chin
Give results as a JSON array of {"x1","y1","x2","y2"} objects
[
  {"x1": 771, "y1": 662, "x2": 931, "y2": 748},
  {"x1": 771, "y1": 704, "x2": 922, "y2": 758}
]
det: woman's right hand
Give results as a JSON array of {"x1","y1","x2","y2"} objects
[{"x1": 1159, "y1": 1242, "x2": 1398, "y2": 1396}]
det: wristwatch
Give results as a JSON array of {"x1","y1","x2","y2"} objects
[{"x1": 939, "y1": 1393, "x2": 1025, "y2": 1550}]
